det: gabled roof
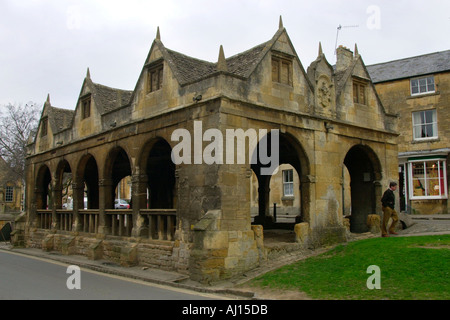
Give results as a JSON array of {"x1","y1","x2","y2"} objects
[
  {"x1": 367, "y1": 50, "x2": 450, "y2": 83},
  {"x1": 150, "y1": 25, "x2": 310, "y2": 90}
]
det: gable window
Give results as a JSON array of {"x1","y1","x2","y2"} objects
[
  {"x1": 412, "y1": 109, "x2": 437, "y2": 140},
  {"x1": 353, "y1": 79, "x2": 367, "y2": 105},
  {"x1": 40, "y1": 117, "x2": 48, "y2": 137},
  {"x1": 5, "y1": 186, "x2": 13, "y2": 202},
  {"x1": 411, "y1": 76, "x2": 435, "y2": 95},
  {"x1": 148, "y1": 64, "x2": 164, "y2": 93},
  {"x1": 81, "y1": 95, "x2": 91, "y2": 119},
  {"x1": 272, "y1": 56, "x2": 292, "y2": 86},
  {"x1": 282, "y1": 169, "x2": 294, "y2": 197},
  {"x1": 409, "y1": 159, "x2": 447, "y2": 199}
]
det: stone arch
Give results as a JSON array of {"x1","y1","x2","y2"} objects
[
  {"x1": 35, "y1": 164, "x2": 52, "y2": 210},
  {"x1": 251, "y1": 131, "x2": 311, "y2": 228},
  {"x1": 138, "y1": 137, "x2": 176, "y2": 209},
  {"x1": 75, "y1": 154, "x2": 99, "y2": 209},
  {"x1": 104, "y1": 146, "x2": 133, "y2": 209},
  {"x1": 343, "y1": 144, "x2": 383, "y2": 233},
  {"x1": 54, "y1": 159, "x2": 72, "y2": 209}
]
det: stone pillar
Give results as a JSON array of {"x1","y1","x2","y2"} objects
[
  {"x1": 71, "y1": 181, "x2": 84, "y2": 232},
  {"x1": 131, "y1": 174, "x2": 148, "y2": 237},
  {"x1": 300, "y1": 175, "x2": 315, "y2": 224},
  {"x1": 254, "y1": 174, "x2": 273, "y2": 226},
  {"x1": 51, "y1": 183, "x2": 62, "y2": 230},
  {"x1": 98, "y1": 178, "x2": 113, "y2": 235}
]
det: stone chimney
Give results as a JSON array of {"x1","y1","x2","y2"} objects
[{"x1": 336, "y1": 45, "x2": 354, "y2": 72}]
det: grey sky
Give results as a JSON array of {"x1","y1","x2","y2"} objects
[{"x1": 1, "y1": 0, "x2": 449, "y2": 110}]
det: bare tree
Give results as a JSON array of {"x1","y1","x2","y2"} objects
[{"x1": 0, "y1": 102, "x2": 41, "y2": 182}]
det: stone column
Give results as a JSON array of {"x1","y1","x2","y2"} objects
[
  {"x1": 51, "y1": 183, "x2": 62, "y2": 230},
  {"x1": 71, "y1": 181, "x2": 84, "y2": 232},
  {"x1": 98, "y1": 178, "x2": 113, "y2": 235},
  {"x1": 131, "y1": 174, "x2": 148, "y2": 237}
]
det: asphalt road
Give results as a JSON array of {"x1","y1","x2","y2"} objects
[{"x1": 0, "y1": 250, "x2": 223, "y2": 300}]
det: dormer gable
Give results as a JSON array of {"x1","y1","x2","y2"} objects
[{"x1": 334, "y1": 44, "x2": 395, "y2": 131}]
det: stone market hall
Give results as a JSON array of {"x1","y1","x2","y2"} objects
[{"x1": 17, "y1": 19, "x2": 398, "y2": 283}]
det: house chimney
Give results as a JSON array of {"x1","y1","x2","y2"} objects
[{"x1": 336, "y1": 45, "x2": 354, "y2": 72}]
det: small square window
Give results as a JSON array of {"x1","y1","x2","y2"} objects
[
  {"x1": 272, "y1": 56, "x2": 292, "y2": 86},
  {"x1": 81, "y1": 95, "x2": 91, "y2": 119},
  {"x1": 5, "y1": 186, "x2": 13, "y2": 202},
  {"x1": 410, "y1": 76, "x2": 435, "y2": 95},
  {"x1": 353, "y1": 80, "x2": 367, "y2": 105},
  {"x1": 40, "y1": 118, "x2": 48, "y2": 137},
  {"x1": 148, "y1": 64, "x2": 163, "y2": 93}
]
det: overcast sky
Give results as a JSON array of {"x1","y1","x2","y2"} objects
[{"x1": 1, "y1": 0, "x2": 449, "y2": 110}]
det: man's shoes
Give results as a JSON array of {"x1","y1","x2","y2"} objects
[
  {"x1": 382, "y1": 234, "x2": 389, "y2": 237},
  {"x1": 390, "y1": 232, "x2": 399, "y2": 235}
]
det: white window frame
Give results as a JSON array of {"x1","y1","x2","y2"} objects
[
  {"x1": 408, "y1": 158, "x2": 448, "y2": 200},
  {"x1": 410, "y1": 76, "x2": 435, "y2": 96},
  {"x1": 412, "y1": 109, "x2": 438, "y2": 141},
  {"x1": 282, "y1": 169, "x2": 294, "y2": 197}
]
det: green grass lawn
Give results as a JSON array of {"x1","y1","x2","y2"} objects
[{"x1": 247, "y1": 235, "x2": 450, "y2": 300}]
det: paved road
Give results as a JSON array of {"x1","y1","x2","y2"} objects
[{"x1": 0, "y1": 250, "x2": 223, "y2": 300}]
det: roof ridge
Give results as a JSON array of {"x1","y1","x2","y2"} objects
[
  {"x1": 165, "y1": 47, "x2": 216, "y2": 65},
  {"x1": 92, "y1": 81, "x2": 133, "y2": 93},
  {"x1": 367, "y1": 49, "x2": 450, "y2": 67}
]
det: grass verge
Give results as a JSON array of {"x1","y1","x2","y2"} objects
[{"x1": 247, "y1": 235, "x2": 450, "y2": 300}]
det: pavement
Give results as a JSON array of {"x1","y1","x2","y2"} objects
[{"x1": 1, "y1": 214, "x2": 449, "y2": 300}]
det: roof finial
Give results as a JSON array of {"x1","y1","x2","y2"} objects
[
  {"x1": 279, "y1": 15, "x2": 284, "y2": 29},
  {"x1": 318, "y1": 42, "x2": 323, "y2": 57},
  {"x1": 86, "y1": 67, "x2": 91, "y2": 79},
  {"x1": 46, "y1": 93, "x2": 51, "y2": 104},
  {"x1": 217, "y1": 45, "x2": 228, "y2": 72},
  {"x1": 354, "y1": 43, "x2": 359, "y2": 57},
  {"x1": 156, "y1": 26, "x2": 161, "y2": 41}
]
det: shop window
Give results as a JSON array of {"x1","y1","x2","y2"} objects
[{"x1": 409, "y1": 159, "x2": 447, "y2": 199}]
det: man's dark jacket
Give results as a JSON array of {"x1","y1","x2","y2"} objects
[{"x1": 381, "y1": 188, "x2": 395, "y2": 209}]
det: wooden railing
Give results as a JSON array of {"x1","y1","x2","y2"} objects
[
  {"x1": 79, "y1": 210, "x2": 99, "y2": 234},
  {"x1": 37, "y1": 210, "x2": 52, "y2": 229},
  {"x1": 140, "y1": 209, "x2": 177, "y2": 241},
  {"x1": 56, "y1": 210, "x2": 73, "y2": 231},
  {"x1": 36, "y1": 208, "x2": 177, "y2": 241},
  {"x1": 105, "y1": 210, "x2": 133, "y2": 237}
]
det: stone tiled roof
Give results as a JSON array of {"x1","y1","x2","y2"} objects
[
  {"x1": 48, "y1": 106, "x2": 74, "y2": 134},
  {"x1": 367, "y1": 50, "x2": 450, "y2": 83},
  {"x1": 163, "y1": 39, "x2": 271, "y2": 85},
  {"x1": 92, "y1": 82, "x2": 133, "y2": 115},
  {"x1": 165, "y1": 49, "x2": 216, "y2": 85}
]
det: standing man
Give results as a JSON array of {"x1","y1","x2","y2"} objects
[{"x1": 381, "y1": 181, "x2": 399, "y2": 237}]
